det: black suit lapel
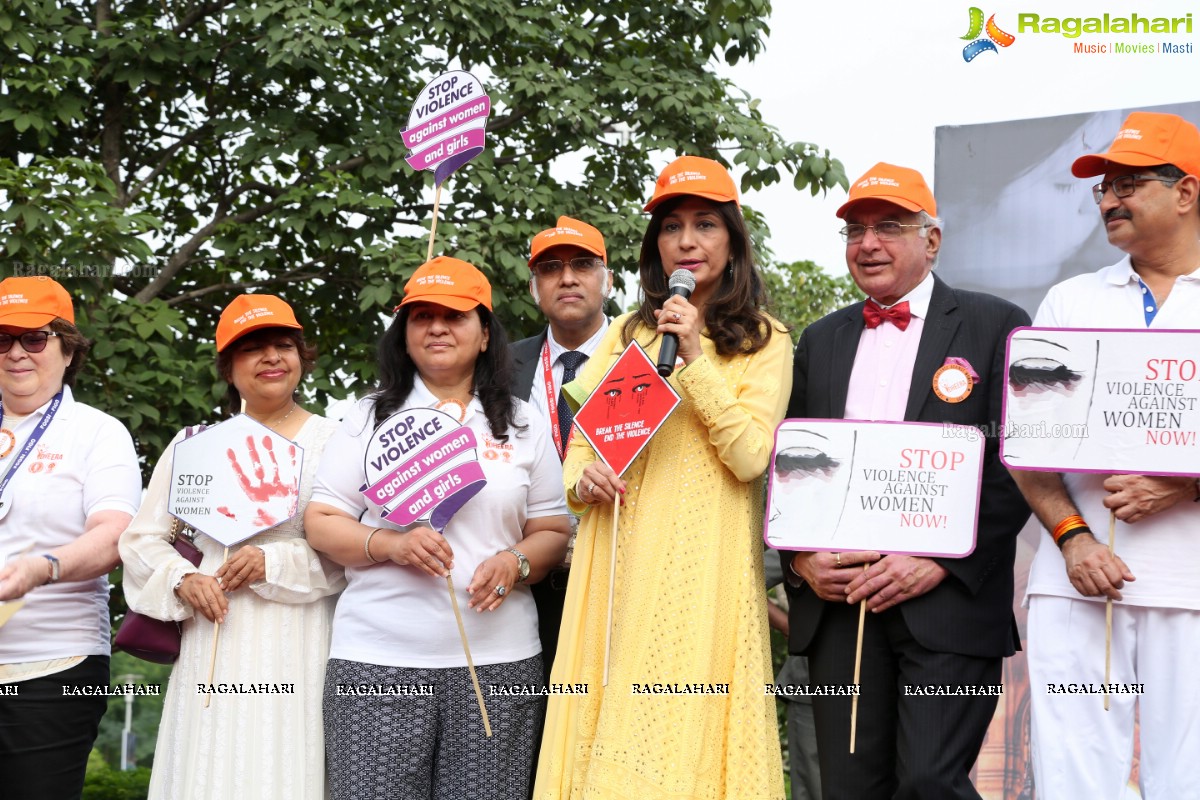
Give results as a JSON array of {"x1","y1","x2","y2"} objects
[
  {"x1": 511, "y1": 331, "x2": 547, "y2": 400},
  {"x1": 905, "y1": 276, "x2": 961, "y2": 421},
  {"x1": 831, "y1": 304, "x2": 866, "y2": 418}
]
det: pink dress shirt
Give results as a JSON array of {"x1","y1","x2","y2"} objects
[{"x1": 844, "y1": 272, "x2": 935, "y2": 422}]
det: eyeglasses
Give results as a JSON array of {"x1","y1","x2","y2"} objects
[
  {"x1": 531, "y1": 257, "x2": 604, "y2": 278},
  {"x1": 839, "y1": 221, "x2": 928, "y2": 244},
  {"x1": 0, "y1": 331, "x2": 63, "y2": 354},
  {"x1": 1091, "y1": 174, "x2": 1180, "y2": 204}
]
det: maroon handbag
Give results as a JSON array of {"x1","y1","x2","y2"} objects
[
  {"x1": 114, "y1": 425, "x2": 206, "y2": 664},
  {"x1": 113, "y1": 521, "x2": 203, "y2": 664}
]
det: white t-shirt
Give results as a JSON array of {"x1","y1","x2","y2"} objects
[
  {"x1": 1024, "y1": 256, "x2": 1200, "y2": 610},
  {"x1": 0, "y1": 386, "x2": 141, "y2": 663},
  {"x1": 311, "y1": 378, "x2": 567, "y2": 668}
]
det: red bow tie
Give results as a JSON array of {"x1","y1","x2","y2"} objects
[{"x1": 863, "y1": 300, "x2": 912, "y2": 331}]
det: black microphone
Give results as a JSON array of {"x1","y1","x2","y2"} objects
[{"x1": 656, "y1": 269, "x2": 697, "y2": 376}]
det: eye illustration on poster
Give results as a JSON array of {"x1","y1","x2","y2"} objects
[
  {"x1": 1003, "y1": 332, "x2": 1098, "y2": 465},
  {"x1": 767, "y1": 427, "x2": 857, "y2": 544},
  {"x1": 766, "y1": 419, "x2": 983, "y2": 557},
  {"x1": 1001, "y1": 327, "x2": 1200, "y2": 475},
  {"x1": 599, "y1": 371, "x2": 657, "y2": 421}
]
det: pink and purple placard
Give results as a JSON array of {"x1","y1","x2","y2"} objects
[
  {"x1": 402, "y1": 70, "x2": 490, "y2": 188},
  {"x1": 360, "y1": 407, "x2": 486, "y2": 532},
  {"x1": 765, "y1": 419, "x2": 984, "y2": 557},
  {"x1": 1001, "y1": 327, "x2": 1200, "y2": 476}
]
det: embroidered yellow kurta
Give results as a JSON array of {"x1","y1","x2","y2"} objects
[{"x1": 534, "y1": 313, "x2": 791, "y2": 800}]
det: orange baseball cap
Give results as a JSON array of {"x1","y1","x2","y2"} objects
[
  {"x1": 644, "y1": 155, "x2": 740, "y2": 212},
  {"x1": 837, "y1": 163, "x2": 937, "y2": 219},
  {"x1": 1071, "y1": 111, "x2": 1200, "y2": 179},
  {"x1": 529, "y1": 216, "x2": 607, "y2": 266},
  {"x1": 398, "y1": 256, "x2": 493, "y2": 312},
  {"x1": 216, "y1": 294, "x2": 303, "y2": 352},
  {"x1": 0, "y1": 276, "x2": 75, "y2": 327}
]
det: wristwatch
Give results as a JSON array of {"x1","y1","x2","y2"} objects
[
  {"x1": 42, "y1": 554, "x2": 61, "y2": 584},
  {"x1": 506, "y1": 548, "x2": 530, "y2": 583}
]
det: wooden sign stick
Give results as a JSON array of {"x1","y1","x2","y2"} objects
[
  {"x1": 203, "y1": 544, "x2": 230, "y2": 709},
  {"x1": 446, "y1": 574, "x2": 493, "y2": 737},
  {"x1": 850, "y1": 563, "x2": 868, "y2": 753},
  {"x1": 426, "y1": 183, "x2": 444, "y2": 262},
  {"x1": 1104, "y1": 510, "x2": 1116, "y2": 712},
  {"x1": 602, "y1": 493, "x2": 620, "y2": 687}
]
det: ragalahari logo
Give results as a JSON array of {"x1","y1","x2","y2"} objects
[{"x1": 961, "y1": 7, "x2": 1016, "y2": 61}]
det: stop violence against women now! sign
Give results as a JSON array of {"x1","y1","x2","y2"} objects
[{"x1": 765, "y1": 419, "x2": 984, "y2": 557}]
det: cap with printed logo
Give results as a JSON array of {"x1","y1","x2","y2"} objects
[
  {"x1": 216, "y1": 294, "x2": 303, "y2": 352},
  {"x1": 837, "y1": 163, "x2": 937, "y2": 219},
  {"x1": 644, "y1": 156, "x2": 740, "y2": 212},
  {"x1": 398, "y1": 256, "x2": 493, "y2": 312},
  {"x1": 529, "y1": 216, "x2": 607, "y2": 266},
  {"x1": 0, "y1": 276, "x2": 75, "y2": 327},
  {"x1": 1071, "y1": 111, "x2": 1200, "y2": 178}
]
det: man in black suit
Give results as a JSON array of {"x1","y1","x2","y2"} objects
[
  {"x1": 509, "y1": 215, "x2": 612, "y2": 681},
  {"x1": 779, "y1": 163, "x2": 1030, "y2": 800}
]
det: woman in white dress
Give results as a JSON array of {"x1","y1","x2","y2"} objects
[{"x1": 120, "y1": 294, "x2": 345, "y2": 799}]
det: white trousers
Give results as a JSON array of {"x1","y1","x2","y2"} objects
[{"x1": 1028, "y1": 595, "x2": 1200, "y2": 800}]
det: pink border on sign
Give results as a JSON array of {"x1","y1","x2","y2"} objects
[
  {"x1": 999, "y1": 326, "x2": 1200, "y2": 478},
  {"x1": 401, "y1": 95, "x2": 492, "y2": 149},
  {"x1": 764, "y1": 417, "x2": 985, "y2": 558}
]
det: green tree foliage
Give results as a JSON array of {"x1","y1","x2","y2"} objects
[
  {"x1": 1, "y1": 0, "x2": 845, "y2": 469},
  {"x1": 762, "y1": 259, "x2": 861, "y2": 343}
]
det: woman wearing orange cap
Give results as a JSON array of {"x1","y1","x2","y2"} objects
[
  {"x1": 535, "y1": 157, "x2": 791, "y2": 799},
  {"x1": 119, "y1": 294, "x2": 344, "y2": 799},
  {"x1": 0, "y1": 276, "x2": 142, "y2": 797},
  {"x1": 306, "y1": 256, "x2": 571, "y2": 800}
]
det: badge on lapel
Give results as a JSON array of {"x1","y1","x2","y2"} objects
[{"x1": 933, "y1": 357, "x2": 979, "y2": 403}]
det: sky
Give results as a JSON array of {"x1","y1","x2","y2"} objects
[{"x1": 726, "y1": 0, "x2": 1199, "y2": 274}]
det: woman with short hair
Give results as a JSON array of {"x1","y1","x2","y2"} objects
[{"x1": 0, "y1": 276, "x2": 142, "y2": 797}]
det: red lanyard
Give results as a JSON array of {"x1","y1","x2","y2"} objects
[{"x1": 540, "y1": 340, "x2": 570, "y2": 461}]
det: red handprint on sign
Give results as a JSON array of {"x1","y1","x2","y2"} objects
[{"x1": 227, "y1": 435, "x2": 300, "y2": 504}]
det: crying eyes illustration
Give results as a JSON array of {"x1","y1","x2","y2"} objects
[
  {"x1": 1008, "y1": 357, "x2": 1084, "y2": 393},
  {"x1": 603, "y1": 379, "x2": 652, "y2": 417}
]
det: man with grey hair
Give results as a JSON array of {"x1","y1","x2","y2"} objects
[{"x1": 778, "y1": 163, "x2": 1030, "y2": 799}]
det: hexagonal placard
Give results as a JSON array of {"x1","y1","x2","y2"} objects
[{"x1": 169, "y1": 414, "x2": 304, "y2": 546}]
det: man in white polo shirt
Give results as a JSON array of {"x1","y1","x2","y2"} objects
[{"x1": 1015, "y1": 111, "x2": 1200, "y2": 800}]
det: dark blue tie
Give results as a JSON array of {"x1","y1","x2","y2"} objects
[{"x1": 557, "y1": 351, "x2": 587, "y2": 459}]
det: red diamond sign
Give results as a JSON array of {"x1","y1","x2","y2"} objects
[{"x1": 573, "y1": 341, "x2": 680, "y2": 477}]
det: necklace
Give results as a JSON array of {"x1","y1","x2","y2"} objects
[{"x1": 253, "y1": 402, "x2": 298, "y2": 431}]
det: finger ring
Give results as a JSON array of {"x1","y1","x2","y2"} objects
[
  {"x1": 673, "y1": 312, "x2": 681, "y2": 322},
  {"x1": 589, "y1": 481, "x2": 596, "y2": 495},
  {"x1": 835, "y1": 553, "x2": 842, "y2": 568},
  {"x1": 495, "y1": 585, "x2": 506, "y2": 597}
]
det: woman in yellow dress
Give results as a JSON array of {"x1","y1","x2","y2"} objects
[{"x1": 535, "y1": 156, "x2": 791, "y2": 800}]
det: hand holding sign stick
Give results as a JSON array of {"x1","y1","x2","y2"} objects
[
  {"x1": 360, "y1": 407, "x2": 492, "y2": 734},
  {"x1": 168, "y1": 403, "x2": 306, "y2": 709},
  {"x1": 573, "y1": 342, "x2": 682, "y2": 686}
]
